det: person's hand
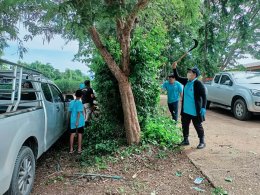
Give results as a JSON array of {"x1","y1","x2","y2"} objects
[
  {"x1": 76, "y1": 121, "x2": 79, "y2": 127},
  {"x1": 172, "y1": 61, "x2": 177, "y2": 69},
  {"x1": 200, "y1": 108, "x2": 206, "y2": 117}
]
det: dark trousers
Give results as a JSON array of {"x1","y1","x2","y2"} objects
[
  {"x1": 168, "y1": 101, "x2": 179, "y2": 121},
  {"x1": 181, "y1": 112, "x2": 204, "y2": 139}
]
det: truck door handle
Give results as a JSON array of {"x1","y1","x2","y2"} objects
[{"x1": 56, "y1": 106, "x2": 60, "y2": 112}]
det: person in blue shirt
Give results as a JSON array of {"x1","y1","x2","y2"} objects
[
  {"x1": 68, "y1": 90, "x2": 85, "y2": 154},
  {"x1": 162, "y1": 74, "x2": 183, "y2": 121},
  {"x1": 172, "y1": 62, "x2": 207, "y2": 149}
]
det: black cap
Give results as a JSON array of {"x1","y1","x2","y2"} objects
[{"x1": 187, "y1": 67, "x2": 200, "y2": 77}]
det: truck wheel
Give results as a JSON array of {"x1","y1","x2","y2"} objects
[
  {"x1": 206, "y1": 101, "x2": 211, "y2": 109},
  {"x1": 233, "y1": 99, "x2": 252, "y2": 121},
  {"x1": 6, "y1": 146, "x2": 36, "y2": 195}
]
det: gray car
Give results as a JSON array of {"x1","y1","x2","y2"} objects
[
  {"x1": 0, "y1": 59, "x2": 68, "y2": 195},
  {"x1": 205, "y1": 71, "x2": 260, "y2": 120}
]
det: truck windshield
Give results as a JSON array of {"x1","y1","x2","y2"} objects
[{"x1": 233, "y1": 72, "x2": 260, "y2": 84}]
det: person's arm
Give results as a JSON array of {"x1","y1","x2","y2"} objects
[
  {"x1": 199, "y1": 82, "x2": 207, "y2": 108},
  {"x1": 76, "y1": 102, "x2": 83, "y2": 127},
  {"x1": 68, "y1": 111, "x2": 71, "y2": 121},
  {"x1": 90, "y1": 88, "x2": 94, "y2": 98},
  {"x1": 68, "y1": 111, "x2": 71, "y2": 128},
  {"x1": 198, "y1": 81, "x2": 207, "y2": 118},
  {"x1": 89, "y1": 88, "x2": 95, "y2": 105},
  {"x1": 68, "y1": 103, "x2": 72, "y2": 129},
  {"x1": 172, "y1": 62, "x2": 188, "y2": 85},
  {"x1": 161, "y1": 82, "x2": 167, "y2": 91},
  {"x1": 76, "y1": 112, "x2": 80, "y2": 127},
  {"x1": 178, "y1": 83, "x2": 183, "y2": 101}
]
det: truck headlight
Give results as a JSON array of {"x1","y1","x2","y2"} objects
[{"x1": 251, "y1": 89, "x2": 260, "y2": 97}]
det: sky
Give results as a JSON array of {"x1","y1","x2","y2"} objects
[{"x1": 2, "y1": 33, "x2": 90, "y2": 74}]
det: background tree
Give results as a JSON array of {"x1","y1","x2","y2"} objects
[
  {"x1": 16, "y1": 0, "x2": 199, "y2": 144},
  {"x1": 21, "y1": 61, "x2": 89, "y2": 93},
  {"x1": 157, "y1": 0, "x2": 201, "y2": 79},
  {"x1": 198, "y1": 0, "x2": 260, "y2": 76},
  {"x1": 159, "y1": 0, "x2": 260, "y2": 78},
  {"x1": 0, "y1": 0, "x2": 29, "y2": 57}
]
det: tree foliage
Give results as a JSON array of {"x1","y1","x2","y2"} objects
[
  {"x1": 198, "y1": 0, "x2": 260, "y2": 74},
  {"x1": 0, "y1": 0, "x2": 28, "y2": 57},
  {"x1": 158, "y1": 0, "x2": 260, "y2": 78},
  {"x1": 90, "y1": 20, "x2": 168, "y2": 128}
]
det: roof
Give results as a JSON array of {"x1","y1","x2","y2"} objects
[{"x1": 243, "y1": 61, "x2": 260, "y2": 68}]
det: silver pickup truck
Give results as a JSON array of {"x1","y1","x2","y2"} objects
[
  {"x1": 0, "y1": 59, "x2": 68, "y2": 195},
  {"x1": 205, "y1": 71, "x2": 260, "y2": 120}
]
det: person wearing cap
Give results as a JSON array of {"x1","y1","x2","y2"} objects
[
  {"x1": 79, "y1": 83, "x2": 85, "y2": 90},
  {"x1": 172, "y1": 62, "x2": 207, "y2": 149},
  {"x1": 81, "y1": 80, "x2": 94, "y2": 126},
  {"x1": 162, "y1": 74, "x2": 183, "y2": 121}
]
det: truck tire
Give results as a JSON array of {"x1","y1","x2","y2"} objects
[
  {"x1": 206, "y1": 101, "x2": 211, "y2": 109},
  {"x1": 233, "y1": 99, "x2": 252, "y2": 121},
  {"x1": 6, "y1": 146, "x2": 36, "y2": 195}
]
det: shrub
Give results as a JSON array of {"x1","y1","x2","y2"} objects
[{"x1": 142, "y1": 112, "x2": 182, "y2": 148}]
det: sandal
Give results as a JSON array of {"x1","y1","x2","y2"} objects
[
  {"x1": 77, "y1": 150, "x2": 82, "y2": 154},
  {"x1": 69, "y1": 150, "x2": 75, "y2": 154}
]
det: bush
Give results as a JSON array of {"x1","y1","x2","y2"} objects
[
  {"x1": 82, "y1": 116, "x2": 125, "y2": 156},
  {"x1": 89, "y1": 25, "x2": 168, "y2": 130},
  {"x1": 142, "y1": 112, "x2": 182, "y2": 148},
  {"x1": 80, "y1": 14, "x2": 175, "y2": 164}
]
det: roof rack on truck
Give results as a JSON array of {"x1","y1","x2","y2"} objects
[{"x1": 0, "y1": 59, "x2": 46, "y2": 113}]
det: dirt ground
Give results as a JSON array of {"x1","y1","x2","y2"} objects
[
  {"x1": 31, "y1": 138, "x2": 213, "y2": 195},
  {"x1": 186, "y1": 105, "x2": 260, "y2": 195},
  {"x1": 161, "y1": 95, "x2": 260, "y2": 195},
  {"x1": 31, "y1": 95, "x2": 215, "y2": 195}
]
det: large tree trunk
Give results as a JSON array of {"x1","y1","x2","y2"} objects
[
  {"x1": 88, "y1": 0, "x2": 149, "y2": 145},
  {"x1": 118, "y1": 81, "x2": 140, "y2": 144},
  {"x1": 89, "y1": 26, "x2": 141, "y2": 144}
]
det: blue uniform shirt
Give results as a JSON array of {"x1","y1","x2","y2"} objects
[
  {"x1": 183, "y1": 78, "x2": 197, "y2": 116},
  {"x1": 69, "y1": 99, "x2": 85, "y2": 129},
  {"x1": 162, "y1": 81, "x2": 183, "y2": 103}
]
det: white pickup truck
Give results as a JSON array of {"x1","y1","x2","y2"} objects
[
  {"x1": 205, "y1": 71, "x2": 260, "y2": 120},
  {"x1": 0, "y1": 59, "x2": 68, "y2": 195}
]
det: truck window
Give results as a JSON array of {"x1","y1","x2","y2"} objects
[
  {"x1": 220, "y1": 75, "x2": 232, "y2": 85},
  {"x1": 214, "y1": 75, "x2": 221, "y2": 83},
  {"x1": 21, "y1": 81, "x2": 36, "y2": 100},
  {"x1": 41, "y1": 83, "x2": 52, "y2": 102},
  {"x1": 50, "y1": 85, "x2": 64, "y2": 103}
]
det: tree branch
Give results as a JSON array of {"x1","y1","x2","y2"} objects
[
  {"x1": 124, "y1": 0, "x2": 149, "y2": 34},
  {"x1": 221, "y1": 37, "x2": 241, "y2": 70},
  {"x1": 118, "y1": 0, "x2": 149, "y2": 76},
  {"x1": 89, "y1": 26, "x2": 127, "y2": 82}
]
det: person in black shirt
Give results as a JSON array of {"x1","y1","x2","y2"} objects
[{"x1": 81, "y1": 80, "x2": 94, "y2": 126}]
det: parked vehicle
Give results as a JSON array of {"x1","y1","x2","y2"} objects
[
  {"x1": 0, "y1": 59, "x2": 68, "y2": 195},
  {"x1": 205, "y1": 71, "x2": 260, "y2": 120}
]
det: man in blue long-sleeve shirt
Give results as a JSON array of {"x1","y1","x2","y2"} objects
[{"x1": 172, "y1": 62, "x2": 207, "y2": 149}]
